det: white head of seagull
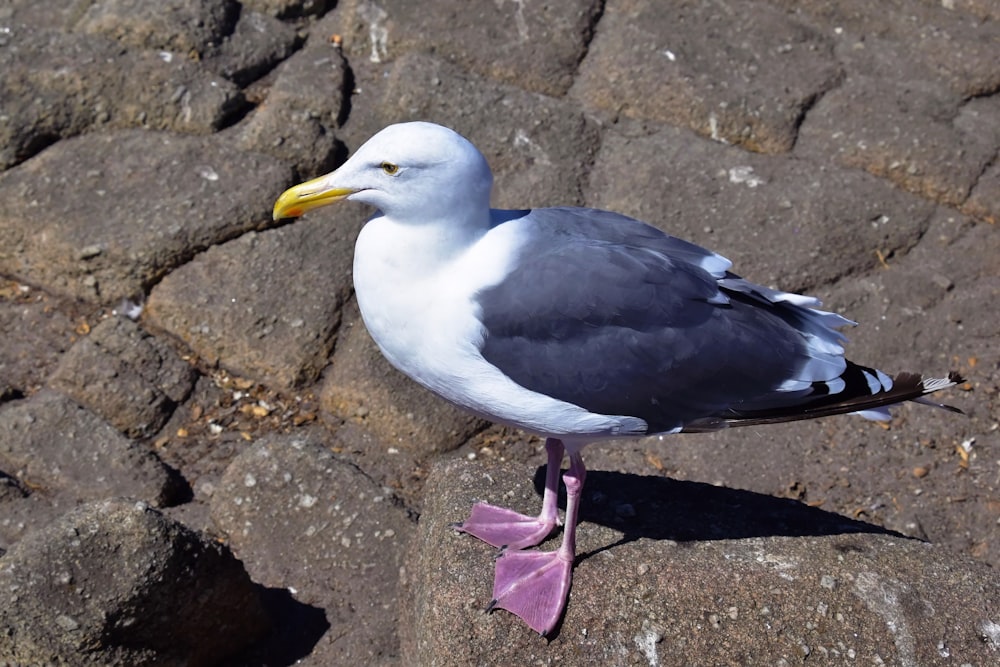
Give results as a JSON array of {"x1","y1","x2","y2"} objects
[{"x1": 274, "y1": 121, "x2": 494, "y2": 231}]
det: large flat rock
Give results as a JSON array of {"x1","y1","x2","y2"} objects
[
  {"x1": 211, "y1": 434, "x2": 416, "y2": 664},
  {"x1": 573, "y1": 0, "x2": 841, "y2": 153},
  {"x1": 0, "y1": 129, "x2": 293, "y2": 304},
  {"x1": 405, "y1": 458, "x2": 1000, "y2": 665},
  {"x1": 144, "y1": 211, "x2": 357, "y2": 389}
]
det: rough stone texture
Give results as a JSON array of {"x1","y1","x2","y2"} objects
[
  {"x1": 573, "y1": 0, "x2": 842, "y2": 153},
  {"x1": 235, "y1": 39, "x2": 348, "y2": 177},
  {"x1": 49, "y1": 316, "x2": 197, "y2": 438},
  {"x1": 587, "y1": 123, "x2": 936, "y2": 292},
  {"x1": 145, "y1": 211, "x2": 357, "y2": 389},
  {"x1": 0, "y1": 283, "x2": 78, "y2": 396},
  {"x1": 797, "y1": 76, "x2": 1000, "y2": 207},
  {"x1": 0, "y1": 391, "x2": 182, "y2": 506},
  {"x1": 0, "y1": 130, "x2": 292, "y2": 304},
  {"x1": 71, "y1": 0, "x2": 239, "y2": 56},
  {"x1": 0, "y1": 499, "x2": 269, "y2": 667},
  {"x1": 405, "y1": 458, "x2": 1000, "y2": 665},
  {"x1": 0, "y1": 27, "x2": 246, "y2": 169},
  {"x1": 211, "y1": 435, "x2": 416, "y2": 665},
  {"x1": 768, "y1": 0, "x2": 1000, "y2": 97},
  {"x1": 334, "y1": 0, "x2": 603, "y2": 96},
  {"x1": 242, "y1": 0, "x2": 335, "y2": 18},
  {"x1": 212, "y1": 10, "x2": 300, "y2": 86}
]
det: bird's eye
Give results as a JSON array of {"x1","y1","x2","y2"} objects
[{"x1": 380, "y1": 162, "x2": 399, "y2": 175}]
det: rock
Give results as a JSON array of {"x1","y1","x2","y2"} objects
[
  {"x1": 0, "y1": 498, "x2": 270, "y2": 667},
  {"x1": 235, "y1": 39, "x2": 348, "y2": 176},
  {"x1": 242, "y1": 0, "x2": 334, "y2": 18},
  {"x1": 0, "y1": 27, "x2": 245, "y2": 168},
  {"x1": 145, "y1": 210, "x2": 357, "y2": 389},
  {"x1": 49, "y1": 316, "x2": 197, "y2": 438},
  {"x1": 0, "y1": 286, "x2": 77, "y2": 395},
  {"x1": 0, "y1": 130, "x2": 293, "y2": 304},
  {"x1": 211, "y1": 434, "x2": 416, "y2": 664},
  {"x1": 71, "y1": 0, "x2": 239, "y2": 56},
  {"x1": 332, "y1": 0, "x2": 602, "y2": 96},
  {"x1": 771, "y1": 0, "x2": 1000, "y2": 96},
  {"x1": 211, "y1": 10, "x2": 300, "y2": 86},
  {"x1": 404, "y1": 458, "x2": 1000, "y2": 665},
  {"x1": 572, "y1": 0, "x2": 841, "y2": 153},
  {"x1": 0, "y1": 391, "x2": 182, "y2": 506},
  {"x1": 797, "y1": 76, "x2": 998, "y2": 206},
  {"x1": 586, "y1": 123, "x2": 935, "y2": 292}
]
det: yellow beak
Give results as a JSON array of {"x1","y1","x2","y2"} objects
[{"x1": 272, "y1": 174, "x2": 353, "y2": 220}]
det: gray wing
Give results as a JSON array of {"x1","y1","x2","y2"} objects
[{"x1": 476, "y1": 207, "x2": 849, "y2": 433}]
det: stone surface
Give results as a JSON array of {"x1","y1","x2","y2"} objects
[
  {"x1": 212, "y1": 10, "x2": 300, "y2": 86},
  {"x1": 242, "y1": 0, "x2": 334, "y2": 18},
  {"x1": 0, "y1": 27, "x2": 245, "y2": 169},
  {"x1": 573, "y1": 0, "x2": 841, "y2": 153},
  {"x1": 0, "y1": 283, "x2": 78, "y2": 396},
  {"x1": 211, "y1": 434, "x2": 416, "y2": 664},
  {"x1": 49, "y1": 316, "x2": 197, "y2": 438},
  {"x1": 405, "y1": 458, "x2": 1000, "y2": 665},
  {"x1": 0, "y1": 391, "x2": 183, "y2": 507},
  {"x1": 145, "y1": 211, "x2": 357, "y2": 389},
  {"x1": 797, "y1": 76, "x2": 999, "y2": 206},
  {"x1": 0, "y1": 130, "x2": 292, "y2": 304},
  {"x1": 235, "y1": 39, "x2": 348, "y2": 177},
  {"x1": 333, "y1": 0, "x2": 603, "y2": 96},
  {"x1": 586, "y1": 123, "x2": 936, "y2": 292},
  {"x1": 71, "y1": 0, "x2": 239, "y2": 55},
  {"x1": 0, "y1": 499, "x2": 269, "y2": 667}
]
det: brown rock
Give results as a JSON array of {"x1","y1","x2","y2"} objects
[{"x1": 0, "y1": 499, "x2": 269, "y2": 667}]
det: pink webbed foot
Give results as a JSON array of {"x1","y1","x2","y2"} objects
[
  {"x1": 485, "y1": 448, "x2": 587, "y2": 636},
  {"x1": 454, "y1": 438, "x2": 565, "y2": 550},
  {"x1": 454, "y1": 501, "x2": 559, "y2": 550},
  {"x1": 489, "y1": 547, "x2": 573, "y2": 636}
]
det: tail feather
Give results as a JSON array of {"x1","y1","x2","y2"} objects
[{"x1": 681, "y1": 370, "x2": 964, "y2": 433}]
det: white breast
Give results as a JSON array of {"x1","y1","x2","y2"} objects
[{"x1": 352, "y1": 215, "x2": 648, "y2": 439}]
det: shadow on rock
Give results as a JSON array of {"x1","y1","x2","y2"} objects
[
  {"x1": 225, "y1": 586, "x2": 330, "y2": 667},
  {"x1": 530, "y1": 466, "x2": 903, "y2": 562}
]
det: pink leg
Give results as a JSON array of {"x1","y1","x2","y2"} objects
[
  {"x1": 488, "y1": 449, "x2": 586, "y2": 635},
  {"x1": 454, "y1": 438, "x2": 564, "y2": 550}
]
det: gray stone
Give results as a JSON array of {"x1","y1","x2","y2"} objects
[
  {"x1": 211, "y1": 434, "x2": 416, "y2": 664},
  {"x1": 333, "y1": 0, "x2": 602, "y2": 96},
  {"x1": 797, "y1": 76, "x2": 998, "y2": 206},
  {"x1": 71, "y1": 0, "x2": 239, "y2": 55},
  {"x1": 0, "y1": 498, "x2": 269, "y2": 667},
  {"x1": 144, "y1": 211, "x2": 357, "y2": 389},
  {"x1": 49, "y1": 317, "x2": 197, "y2": 438},
  {"x1": 0, "y1": 129, "x2": 293, "y2": 304},
  {"x1": 586, "y1": 123, "x2": 936, "y2": 292},
  {"x1": 404, "y1": 457, "x2": 1000, "y2": 665},
  {"x1": 0, "y1": 285, "x2": 77, "y2": 396},
  {"x1": 235, "y1": 40, "x2": 348, "y2": 176},
  {"x1": 768, "y1": 0, "x2": 1000, "y2": 96},
  {"x1": 212, "y1": 10, "x2": 300, "y2": 86},
  {"x1": 572, "y1": 0, "x2": 841, "y2": 153},
  {"x1": 0, "y1": 391, "x2": 181, "y2": 506},
  {"x1": 242, "y1": 0, "x2": 334, "y2": 18},
  {"x1": 0, "y1": 27, "x2": 245, "y2": 168}
]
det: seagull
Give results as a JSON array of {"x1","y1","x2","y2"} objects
[{"x1": 272, "y1": 121, "x2": 963, "y2": 636}]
